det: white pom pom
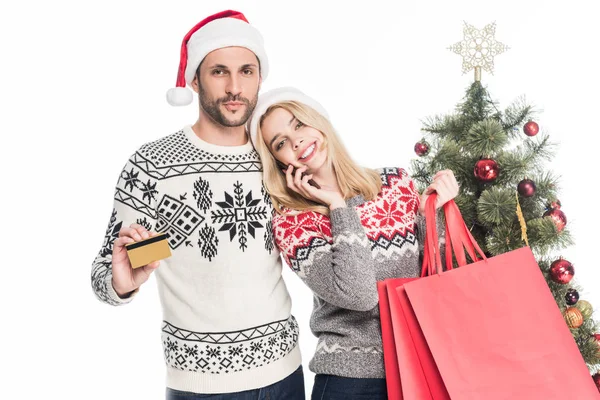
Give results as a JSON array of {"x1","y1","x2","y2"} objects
[{"x1": 166, "y1": 87, "x2": 193, "y2": 106}]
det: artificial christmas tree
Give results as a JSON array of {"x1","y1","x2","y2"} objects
[{"x1": 411, "y1": 22, "x2": 600, "y2": 385}]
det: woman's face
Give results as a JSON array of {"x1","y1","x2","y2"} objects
[{"x1": 260, "y1": 107, "x2": 327, "y2": 173}]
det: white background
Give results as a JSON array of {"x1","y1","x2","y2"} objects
[{"x1": 1, "y1": 0, "x2": 599, "y2": 398}]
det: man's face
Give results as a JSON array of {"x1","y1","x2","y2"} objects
[{"x1": 193, "y1": 47, "x2": 261, "y2": 127}]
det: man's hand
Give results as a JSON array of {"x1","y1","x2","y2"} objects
[{"x1": 111, "y1": 224, "x2": 160, "y2": 298}]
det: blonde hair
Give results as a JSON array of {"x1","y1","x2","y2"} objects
[{"x1": 254, "y1": 101, "x2": 382, "y2": 216}]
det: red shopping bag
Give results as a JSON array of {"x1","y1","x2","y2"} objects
[
  {"x1": 379, "y1": 277, "x2": 451, "y2": 400},
  {"x1": 379, "y1": 193, "x2": 455, "y2": 400},
  {"x1": 378, "y1": 279, "x2": 404, "y2": 400},
  {"x1": 379, "y1": 194, "x2": 600, "y2": 399}
]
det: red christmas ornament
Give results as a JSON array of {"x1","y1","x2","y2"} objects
[
  {"x1": 594, "y1": 334, "x2": 600, "y2": 359},
  {"x1": 474, "y1": 158, "x2": 499, "y2": 183},
  {"x1": 517, "y1": 178, "x2": 536, "y2": 197},
  {"x1": 414, "y1": 140, "x2": 430, "y2": 157},
  {"x1": 549, "y1": 258, "x2": 575, "y2": 284},
  {"x1": 547, "y1": 198, "x2": 562, "y2": 210},
  {"x1": 544, "y1": 208, "x2": 567, "y2": 232},
  {"x1": 523, "y1": 121, "x2": 540, "y2": 136}
]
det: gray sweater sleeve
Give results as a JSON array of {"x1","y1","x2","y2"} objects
[{"x1": 273, "y1": 206, "x2": 378, "y2": 312}]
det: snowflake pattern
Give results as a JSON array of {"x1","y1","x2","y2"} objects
[
  {"x1": 162, "y1": 317, "x2": 298, "y2": 374},
  {"x1": 261, "y1": 184, "x2": 272, "y2": 207},
  {"x1": 141, "y1": 179, "x2": 158, "y2": 203},
  {"x1": 198, "y1": 224, "x2": 219, "y2": 261},
  {"x1": 193, "y1": 177, "x2": 213, "y2": 213},
  {"x1": 264, "y1": 218, "x2": 275, "y2": 255},
  {"x1": 211, "y1": 181, "x2": 268, "y2": 251},
  {"x1": 122, "y1": 168, "x2": 141, "y2": 192},
  {"x1": 91, "y1": 209, "x2": 124, "y2": 306},
  {"x1": 372, "y1": 200, "x2": 405, "y2": 228},
  {"x1": 100, "y1": 208, "x2": 122, "y2": 257},
  {"x1": 359, "y1": 167, "x2": 419, "y2": 240},
  {"x1": 273, "y1": 168, "x2": 420, "y2": 270}
]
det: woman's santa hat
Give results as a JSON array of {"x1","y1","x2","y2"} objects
[
  {"x1": 248, "y1": 87, "x2": 330, "y2": 148},
  {"x1": 166, "y1": 10, "x2": 269, "y2": 106}
]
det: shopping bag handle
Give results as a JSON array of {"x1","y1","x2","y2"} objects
[
  {"x1": 444, "y1": 200, "x2": 487, "y2": 266},
  {"x1": 421, "y1": 193, "x2": 487, "y2": 276},
  {"x1": 421, "y1": 193, "x2": 444, "y2": 276}
]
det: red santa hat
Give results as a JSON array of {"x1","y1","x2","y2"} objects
[{"x1": 166, "y1": 10, "x2": 269, "y2": 106}]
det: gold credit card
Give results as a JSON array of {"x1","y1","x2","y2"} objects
[{"x1": 125, "y1": 233, "x2": 171, "y2": 269}]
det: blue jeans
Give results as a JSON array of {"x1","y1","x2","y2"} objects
[
  {"x1": 311, "y1": 374, "x2": 388, "y2": 400},
  {"x1": 165, "y1": 366, "x2": 305, "y2": 399}
]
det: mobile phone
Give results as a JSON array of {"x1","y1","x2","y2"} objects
[{"x1": 275, "y1": 160, "x2": 321, "y2": 189}]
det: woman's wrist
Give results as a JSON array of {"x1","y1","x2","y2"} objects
[{"x1": 328, "y1": 199, "x2": 347, "y2": 210}]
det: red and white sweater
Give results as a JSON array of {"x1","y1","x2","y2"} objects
[{"x1": 272, "y1": 167, "x2": 433, "y2": 378}]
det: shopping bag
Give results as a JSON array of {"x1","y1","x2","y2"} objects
[
  {"x1": 379, "y1": 277, "x2": 432, "y2": 400},
  {"x1": 378, "y1": 279, "x2": 405, "y2": 400},
  {"x1": 378, "y1": 193, "x2": 456, "y2": 400},
  {"x1": 380, "y1": 194, "x2": 599, "y2": 399}
]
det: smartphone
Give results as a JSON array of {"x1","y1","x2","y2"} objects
[{"x1": 275, "y1": 160, "x2": 321, "y2": 189}]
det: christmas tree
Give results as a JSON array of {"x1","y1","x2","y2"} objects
[{"x1": 410, "y1": 22, "x2": 600, "y2": 390}]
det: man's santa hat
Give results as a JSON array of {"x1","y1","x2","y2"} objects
[{"x1": 166, "y1": 10, "x2": 269, "y2": 106}]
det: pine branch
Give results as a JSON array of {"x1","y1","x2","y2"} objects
[
  {"x1": 422, "y1": 115, "x2": 451, "y2": 134},
  {"x1": 410, "y1": 159, "x2": 433, "y2": 190},
  {"x1": 523, "y1": 134, "x2": 555, "y2": 164},
  {"x1": 527, "y1": 218, "x2": 574, "y2": 256},
  {"x1": 518, "y1": 194, "x2": 546, "y2": 222},
  {"x1": 577, "y1": 319, "x2": 600, "y2": 367},
  {"x1": 502, "y1": 96, "x2": 535, "y2": 133},
  {"x1": 530, "y1": 170, "x2": 561, "y2": 203},
  {"x1": 485, "y1": 222, "x2": 524, "y2": 255},
  {"x1": 422, "y1": 114, "x2": 470, "y2": 142},
  {"x1": 465, "y1": 119, "x2": 509, "y2": 156},
  {"x1": 493, "y1": 150, "x2": 528, "y2": 186},
  {"x1": 434, "y1": 140, "x2": 473, "y2": 178},
  {"x1": 477, "y1": 187, "x2": 517, "y2": 227},
  {"x1": 494, "y1": 143, "x2": 553, "y2": 188},
  {"x1": 457, "y1": 81, "x2": 497, "y2": 121}
]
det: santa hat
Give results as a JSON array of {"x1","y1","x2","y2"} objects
[
  {"x1": 166, "y1": 10, "x2": 269, "y2": 106},
  {"x1": 248, "y1": 87, "x2": 329, "y2": 148}
]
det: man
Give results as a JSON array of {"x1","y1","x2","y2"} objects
[{"x1": 91, "y1": 10, "x2": 304, "y2": 399}]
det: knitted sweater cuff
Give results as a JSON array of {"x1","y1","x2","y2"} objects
[
  {"x1": 329, "y1": 206, "x2": 364, "y2": 236},
  {"x1": 104, "y1": 274, "x2": 138, "y2": 305}
]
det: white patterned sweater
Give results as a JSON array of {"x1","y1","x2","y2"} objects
[{"x1": 91, "y1": 126, "x2": 301, "y2": 394}]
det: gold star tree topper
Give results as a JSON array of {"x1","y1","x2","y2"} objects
[{"x1": 449, "y1": 22, "x2": 509, "y2": 81}]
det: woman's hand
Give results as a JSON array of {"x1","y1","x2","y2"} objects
[
  {"x1": 418, "y1": 169, "x2": 459, "y2": 216},
  {"x1": 283, "y1": 165, "x2": 346, "y2": 210}
]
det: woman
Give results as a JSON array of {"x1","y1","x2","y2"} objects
[{"x1": 248, "y1": 87, "x2": 459, "y2": 399}]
